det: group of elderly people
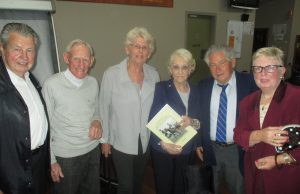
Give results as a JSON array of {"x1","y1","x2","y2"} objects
[{"x1": 0, "y1": 22, "x2": 299, "y2": 194}]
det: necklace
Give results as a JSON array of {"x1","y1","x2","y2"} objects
[{"x1": 260, "y1": 103, "x2": 269, "y2": 114}]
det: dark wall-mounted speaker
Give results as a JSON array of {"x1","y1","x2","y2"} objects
[{"x1": 241, "y1": 14, "x2": 249, "y2": 22}]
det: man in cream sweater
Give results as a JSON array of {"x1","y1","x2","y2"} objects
[{"x1": 42, "y1": 39, "x2": 102, "y2": 194}]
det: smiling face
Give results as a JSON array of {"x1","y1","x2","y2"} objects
[
  {"x1": 125, "y1": 36, "x2": 150, "y2": 66},
  {"x1": 253, "y1": 55, "x2": 285, "y2": 93},
  {"x1": 0, "y1": 32, "x2": 36, "y2": 78},
  {"x1": 169, "y1": 56, "x2": 192, "y2": 85},
  {"x1": 208, "y1": 51, "x2": 236, "y2": 84},
  {"x1": 63, "y1": 43, "x2": 94, "y2": 79}
]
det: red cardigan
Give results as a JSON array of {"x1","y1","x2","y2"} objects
[{"x1": 234, "y1": 82, "x2": 300, "y2": 194}]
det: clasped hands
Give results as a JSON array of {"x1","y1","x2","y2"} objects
[
  {"x1": 254, "y1": 126, "x2": 289, "y2": 170},
  {"x1": 260, "y1": 126, "x2": 288, "y2": 147}
]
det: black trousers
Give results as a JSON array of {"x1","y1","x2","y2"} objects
[
  {"x1": 111, "y1": 139, "x2": 149, "y2": 194},
  {"x1": 31, "y1": 144, "x2": 49, "y2": 194},
  {"x1": 151, "y1": 148, "x2": 190, "y2": 194}
]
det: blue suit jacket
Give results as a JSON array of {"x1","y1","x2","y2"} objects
[
  {"x1": 149, "y1": 79, "x2": 201, "y2": 155},
  {"x1": 198, "y1": 71, "x2": 257, "y2": 166}
]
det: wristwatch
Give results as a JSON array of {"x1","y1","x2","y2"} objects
[{"x1": 282, "y1": 152, "x2": 296, "y2": 165}]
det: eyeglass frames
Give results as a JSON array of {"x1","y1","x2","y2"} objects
[{"x1": 252, "y1": 65, "x2": 283, "y2": 73}]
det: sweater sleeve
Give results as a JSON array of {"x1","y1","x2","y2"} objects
[
  {"x1": 42, "y1": 78, "x2": 57, "y2": 164},
  {"x1": 92, "y1": 80, "x2": 101, "y2": 122}
]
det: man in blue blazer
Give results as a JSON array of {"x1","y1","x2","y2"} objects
[{"x1": 197, "y1": 45, "x2": 257, "y2": 194}]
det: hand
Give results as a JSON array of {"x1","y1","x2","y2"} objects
[
  {"x1": 255, "y1": 155, "x2": 276, "y2": 170},
  {"x1": 88, "y1": 120, "x2": 102, "y2": 140},
  {"x1": 260, "y1": 126, "x2": 289, "y2": 146},
  {"x1": 101, "y1": 143, "x2": 111, "y2": 158},
  {"x1": 196, "y1": 146, "x2": 204, "y2": 161},
  {"x1": 51, "y1": 162, "x2": 64, "y2": 182},
  {"x1": 177, "y1": 115, "x2": 192, "y2": 129},
  {"x1": 160, "y1": 141, "x2": 182, "y2": 155}
]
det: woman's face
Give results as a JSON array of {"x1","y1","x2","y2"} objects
[
  {"x1": 125, "y1": 36, "x2": 150, "y2": 65},
  {"x1": 169, "y1": 56, "x2": 192, "y2": 85},
  {"x1": 252, "y1": 55, "x2": 285, "y2": 93}
]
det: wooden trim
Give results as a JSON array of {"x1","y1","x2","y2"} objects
[{"x1": 58, "y1": 0, "x2": 173, "y2": 7}]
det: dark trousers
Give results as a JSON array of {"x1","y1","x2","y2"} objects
[
  {"x1": 53, "y1": 145, "x2": 100, "y2": 194},
  {"x1": 111, "y1": 145, "x2": 149, "y2": 194},
  {"x1": 31, "y1": 143, "x2": 49, "y2": 194},
  {"x1": 151, "y1": 148, "x2": 190, "y2": 194}
]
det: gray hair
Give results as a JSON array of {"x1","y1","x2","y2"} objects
[
  {"x1": 0, "y1": 22, "x2": 39, "y2": 48},
  {"x1": 65, "y1": 39, "x2": 94, "y2": 56},
  {"x1": 124, "y1": 27, "x2": 155, "y2": 54},
  {"x1": 252, "y1": 47, "x2": 284, "y2": 66},
  {"x1": 204, "y1": 45, "x2": 235, "y2": 66},
  {"x1": 168, "y1": 48, "x2": 196, "y2": 72}
]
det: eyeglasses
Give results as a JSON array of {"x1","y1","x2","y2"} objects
[
  {"x1": 170, "y1": 64, "x2": 190, "y2": 72},
  {"x1": 130, "y1": 44, "x2": 149, "y2": 52},
  {"x1": 252, "y1": 65, "x2": 283, "y2": 73}
]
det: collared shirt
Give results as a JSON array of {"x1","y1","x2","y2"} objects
[
  {"x1": 210, "y1": 72, "x2": 237, "y2": 143},
  {"x1": 99, "y1": 58, "x2": 160, "y2": 154},
  {"x1": 63, "y1": 68, "x2": 84, "y2": 87},
  {"x1": 7, "y1": 68, "x2": 48, "y2": 150}
]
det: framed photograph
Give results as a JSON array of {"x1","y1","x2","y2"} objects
[{"x1": 58, "y1": 0, "x2": 173, "y2": 8}]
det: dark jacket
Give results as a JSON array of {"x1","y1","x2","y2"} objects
[
  {"x1": 149, "y1": 79, "x2": 201, "y2": 155},
  {"x1": 197, "y1": 71, "x2": 257, "y2": 166},
  {"x1": 0, "y1": 57, "x2": 50, "y2": 194}
]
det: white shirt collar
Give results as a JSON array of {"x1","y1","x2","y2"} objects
[
  {"x1": 6, "y1": 67, "x2": 30, "y2": 84},
  {"x1": 64, "y1": 68, "x2": 84, "y2": 87},
  {"x1": 214, "y1": 71, "x2": 236, "y2": 87}
]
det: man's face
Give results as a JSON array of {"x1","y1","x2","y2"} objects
[
  {"x1": 0, "y1": 32, "x2": 36, "y2": 78},
  {"x1": 208, "y1": 51, "x2": 236, "y2": 84},
  {"x1": 64, "y1": 44, "x2": 94, "y2": 79}
]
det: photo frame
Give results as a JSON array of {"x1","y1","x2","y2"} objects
[{"x1": 58, "y1": 0, "x2": 173, "y2": 8}]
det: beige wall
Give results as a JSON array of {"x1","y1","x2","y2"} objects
[{"x1": 53, "y1": 0, "x2": 256, "y2": 81}]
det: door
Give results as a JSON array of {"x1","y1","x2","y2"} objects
[
  {"x1": 293, "y1": 35, "x2": 300, "y2": 66},
  {"x1": 252, "y1": 28, "x2": 268, "y2": 53},
  {"x1": 186, "y1": 13, "x2": 215, "y2": 84}
]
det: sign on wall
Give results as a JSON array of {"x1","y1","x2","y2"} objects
[{"x1": 227, "y1": 20, "x2": 243, "y2": 58}]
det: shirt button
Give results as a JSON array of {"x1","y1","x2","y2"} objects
[{"x1": 25, "y1": 159, "x2": 29, "y2": 163}]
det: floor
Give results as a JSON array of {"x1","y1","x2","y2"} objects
[
  {"x1": 141, "y1": 162, "x2": 230, "y2": 194},
  {"x1": 48, "y1": 159, "x2": 229, "y2": 194}
]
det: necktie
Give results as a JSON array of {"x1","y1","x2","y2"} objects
[{"x1": 216, "y1": 84, "x2": 228, "y2": 143}]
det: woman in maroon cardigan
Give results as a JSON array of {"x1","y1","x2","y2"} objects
[{"x1": 234, "y1": 47, "x2": 300, "y2": 194}]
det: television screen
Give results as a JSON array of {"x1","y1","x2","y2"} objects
[{"x1": 230, "y1": 0, "x2": 259, "y2": 10}]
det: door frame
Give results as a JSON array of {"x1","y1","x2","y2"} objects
[{"x1": 185, "y1": 11, "x2": 216, "y2": 82}]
